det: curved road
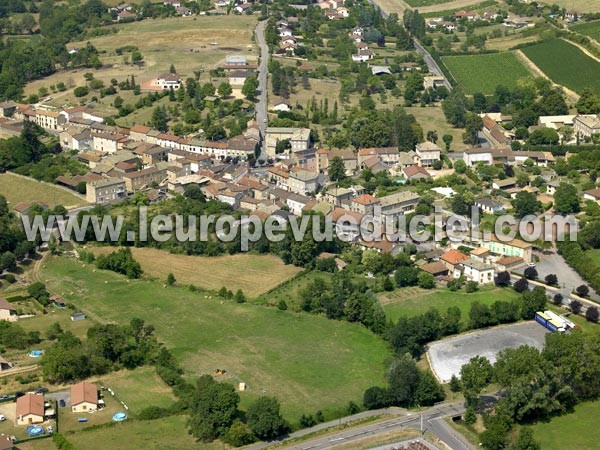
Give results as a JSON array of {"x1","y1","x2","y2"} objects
[{"x1": 247, "y1": 402, "x2": 473, "y2": 450}]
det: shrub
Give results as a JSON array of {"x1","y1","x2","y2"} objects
[
  {"x1": 570, "y1": 300, "x2": 582, "y2": 314},
  {"x1": 514, "y1": 277, "x2": 529, "y2": 293},
  {"x1": 138, "y1": 405, "x2": 170, "y2": 420},
  {"x1": 585, "y1": 306, "x2": 599, "y2": 322},
  {"x1": 545, "y1": 274, "x2": 558, "y2": 286},
  {"x1": 74, "y1": 86, "x2": 89, "y2": 97},
  {"x1": 524, "y1": 267, "x2": 538, "y2": 280},
  {"x1": 576, "y1": 284, "x2": 590, "y2": 297},
  {"x1": 553, "y1": 293, "x2": 564, "y2": 305}
]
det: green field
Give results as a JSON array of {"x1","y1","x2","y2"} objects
[
  {"x1": 532, "y1": 400, "x2": 600, "y2": 449},
  {"x1": 39, "y1": 257, "x2": 391, "y2": 421},
  {"x1": 572, "y1": 20, "x2": 600, "y2": 42},
  {"x1": 522, "y1": 39, "x2": 600, "y2": 96},
  {"x1": 261, "y1": 270, "x2": 334, "y2": 308},
  {"x1": 586, "y1": 249, "x2": 600, "y2": 266},
  {"x1": 0, "y1": 172, "x2": 88, "y2": 208},
  {"x1": 442, "y1": 51, "x2": 532, "y2": 94},
  {"x1": 381, "y1": 286, "x2": 521, "y2": 323},
  {"x1": 404, "y1": 0, "x2": 455, "y2": 7}
]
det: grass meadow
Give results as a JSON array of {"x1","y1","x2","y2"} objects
[
  {"x1": 572, "y1": 20, "x2": 600, "y2": 42},
  {"x1": 89, "y1": 247, "x2": 302, "y2": 297},
  {"x1": 522, "y1": 39, "x2": 600, "y2": 96},
  {"x1": 0, "y1": 173, "x2": 89, "y2": 208},
  {"x1": 39, "y1": 256, "x2": 391, "y2": 421},
  {"x1": 442, "y1": 51, "x2": 532, "y2": 95}
]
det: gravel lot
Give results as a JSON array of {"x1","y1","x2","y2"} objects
[{"x1": 427, "y1": 322, "x2": 548, "y2": 383}]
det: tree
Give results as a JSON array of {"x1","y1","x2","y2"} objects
[
  {"x1": 387, "y1": 355, "x2": 420, "y2": 406},
  {"x1": 329, "y1": 156, "x2": 346, "y2": 181},
  {"x1": 246, "y1": 396, "x2": 287, "y2": 440},
  {"x1": 570, "y1": 299, "x2": 582, "y2": 314},
  {"x1": 576, "y1": 285, "x2": 589, "y2": 297},
  {"x1": 495, "y1": 271, "x2": 511, "y2": 287},
  {"x1": 529, "y1": 128, "x2": 559, "y2": 145},
  {"x1": 513, "y1": 427, "x2": 540, "y2": 450},
  {"x1": 234, "y1": 289, "x2": 246, "y2": 303},
  {"x1": 218, "y1": 82, "x2": 232, "y2": 98},
  {"x1": 395, "y1": 266, "x2": 419, "y2": 287},
  {"x1": 454, "y1": 159, "x2": 467, "y2": 174},
  {"x1": 242, "y1": 76, "x2": 259, "y2": 100},
  {"x1": 464, "y1": 406, "x2": 476, "y2": 425},
  {"x1": 463, "y1": 113, "x2": 483, "y2": 145},
  {"x1": 46, "y1": 322, "x2": 64, "y2": 341},
  {"x1": 0, "y1": 251, "x2": 16, "y2": 272},
  {"x1": 166, "y1": 273, "x2": 176, "y2": 286},
  {"x1": 183, "y1": 184, "x2": 205, "y2": 202},
  {"x1": 511, "y1": 191, "x2": 541, "y2": 218},
  {"x1": 223, "y1": 420, "x2": 256, "y2": 447},
  {"x1": 585, "y1": 306, "x2": 599, "y2": 322},
  {"x1": 524, "y1": 267, "x2": 538, "y2": 280},
  {"x1": 150, "y1": 106, "x2": 169, "y2": 133},
  {"x1": 363, "y1": 386, "x2": 390, "y2": 409},
  {"x1": 460, "y1": 355, "x2": 493, "y2": 405},
  {"x1": 417, "y1": 272, "x2": 435, "y2": 289},
  {"x1": 553, "y1": 293, "x2": 563, "y2": 305},
  {"x1": 188, "y1": 375, "x2": 240, "y2": 442},
  {"x1": 442, "y1": 134, "x2": 453, "y2": 151},
  {"x1": 575, "y1": 88, "x2": 600, "y2": 114},
  {"x1": 466, "y1": 281, "x2": 478, "y2": 293},
  {"x1": 73, "y1": 86, "x2": 89, "y2": 97},
  {"x1": 544, "y1": 274, "x2": 558, "y2": 286},
  {"x1": 277, "y1": 299, "x2": 287, "y2": 311},
  {"x1": 449, "y1": 374, "x2": 461, "y2": 393},
  {"x1": 554, "y1": 183, "x2": 580, "y2": 215}
]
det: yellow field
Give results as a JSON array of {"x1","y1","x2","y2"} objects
[
  {"x1": 549, "y1": 0, "x2": 599, "y2": 13},
  {"x1": 25, "y1": 15, "x2": 258, "y2": 108},
  {"x1": 0, "y1": 172, "x2": 89, "y2": 208},
  {"x1": 405, "y1": 106, "x2": 465, "y2": 148},
  {"x1": 90, "y1": 247, "x2": 302, "y2": 297}
]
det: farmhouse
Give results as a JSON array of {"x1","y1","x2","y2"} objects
[
  {"x1": 574, "y1": 115, "x2": 600, "y2": 138},
  {"x1": 16, "y1": 393, "x2": 45, "y2": 425},
  {"x1": 462, "y1": 258, "x2": 495, "y2": 284},
  {"x1": 420, "y1": 261, "x2": 449, "y2": 278},
  {"x1": 12, "y1": 201, "x2": 48, "y2": 219},
  {"x1": 71, "y1": 381, "x2": 99, "y2": 413},
  {"x1": 0, "y1": 298, "x2": 17, "y2": 322},
  {"x1": 156, "y1": 73, "x2": 183, "y2": 90}
]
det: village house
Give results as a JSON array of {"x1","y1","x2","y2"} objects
[
  {"x1": 378, "y1": 191, "x2": 420, "y2": 219},
  {"x1": 583, "y1": 188, "x2": 600, "y2": 204},
  {"x1": 286, "y1": 193, "x2": 311, "y2": 216},
  {"x1": 492, "y1": 178, "x2": 517, "y2": 191},
  {"x1": 315, "y1": 148, "x2": 357, "y2": 174},
  {"x1": 11, "y1": 201, "x2": 48, "y2": 219},
  {"x1": 92, "y1": 132, "x2": 129, "y2": 153},
  {"x1": 288, "y1": 169, "x2": 319, "y2": 195},
  {"x1": 574, "y1": 115, "x2": 600, "y2": 138},
  {"x1": 420, "y1": 261, "x2": 449, "y2": 279},
  {"x1": 415, "y1": 141, "x2": 441, "y2": 167},
  {"x1": 480, "y1": 237, "x2": 533, "y2": 263},
  {"x1": 454, "y1": 10, "x2": 479, "y2": 20},
  {"x1": 402, "y1": 165, "x2": 430, "y2": 180},
  {"x1": 33, "y1": 109, "x2": 67, "y2": 131},
  {"x1": 352, "y1": 49, "x2": 373, "y2": 62},
  {"x1": 71, "y1": 381, "x2": 99, "y2": 413},
  {"x1": 463, "y1": 148, "x2": 492, "y2": 167},
  {"x1": 86, "y1": 177, "x2": 127, "y2": 204},
  {"x1": 0, "y1": 298, "x2": 17, "y2": 322},
  {"x1": 156, "y1": 73, "x2": 183, "y2": 90},
  {"x1": 323, "y1": 187, "x2": 354, "y2": 207},
  {"x1": 440, "y1": 249, "x2": 469, "y2": 276},
  {"x1": 16, "y1": 393, "x2": 45, "y2": 425},
  {"x1": 358, "y1": 147, "x2": 400, "y2": 166},
  {"x1": 229, "y1": 70, "x2": 253, "y2": 86},
  {"x1": 496, "y1": 255, "x2": 524, "y2": 272},
  {"x1": 351, "y1": 194, "x2": 380, "y2": 216},
  {"x1": 265, "y1": 128, "x2": 311, "y2": 157},
  {"x1": 462, "y1": 258, "x2": 495, "y2": 284},
  {"x1": 120, "y1": 164, "x2": 168, "y2": 192},
  {"x1": 474, "y1": 197, "x2": 504, "y2": 214},
  {"x1": 60, "y1": 126, "x2": 92, "y2": 152}
]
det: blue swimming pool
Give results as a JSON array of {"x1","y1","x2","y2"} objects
[
  {"x1": 28, "y1": 350, "x2": 43, "y2": 358},
  {"x1": 112, "y1": 412, "x2": 127, "y2": 421},
  {"x1": 27, "y1": 425, "x2": 44, "y2": 436}
]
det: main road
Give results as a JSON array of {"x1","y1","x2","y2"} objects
[
  {"x1": 247, "y1": 402, "x2": 473, "y2": 450},
  {"x1": 255, "y1": 20, "x2": 269, "y2": 158}
]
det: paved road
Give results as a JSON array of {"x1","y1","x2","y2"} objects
[
  {"x1": 247, "y1": 402, "x2": 471, "y2": 450},
  {"x1": 255, "y1": 20, "x2": 269, "y2": 158},
  {"x1": 413, "y1": 39, "x2": 452, "y2": 91}
]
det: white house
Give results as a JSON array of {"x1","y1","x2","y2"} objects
[
  {"x1": 156, "y1": 73, "x2": 183, "y2": 90},
  {"x1": 415, "y1": 141, "x2": 441, "y2": 167},
  {"x1": 462, "y1": 258, "x2": 495, "y2": 284},
  {"x1": 463, "y1": 149, "x2": 493, "y2": 167}
]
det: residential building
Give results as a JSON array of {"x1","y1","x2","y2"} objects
[
  {"x1": 288, "y1": 169, "x2": 319, "y2": 195},
  {"x1": 323, "y1": 187, "x2": 354, "y2": 207},
  {"x1": 402, "y1": 165, "x2": 430, "y2": 180},
  {"x1": 440, "y1": 249, "x2": 469, "y2": 274},
  {"x1": 121, "y1": 164, "x2": 167, "y2": 192},
  {"x1": 463, "y1": 148, "x2": 493, "y2": 166},
  {"x1": 156, "y1": 73, "x2": 183, "y2": 90},
  {"x1": 265, "y1": 128, "x2": 311, "y2": 157},
  {"x1": 229, "y1": 70, "x2": 253, "y2": 86},
  {"x1": 86, "y1": 177, "x2": 127, "y2": 204},
  {"x1": 474, "y1": 197, "x2": 504, "y2": 214},
  {"x1": 315, "y1": 148, "x2": 357, "y2": 174},
  {"x1": 351, "y1": 194, "x2": 380, "y2": 215},
  {"x1": 378, "y1": 191, "x2": 420, "y2": 218},
  {"x1": 420, "y1": 261, "x2": 449, "y2": 278},
  {"x1": 583, "y1": 188, "x2": 600, "y2": 204},
  {"x1": 92, "y1": 132, "x2": 129, "y2": 153},
  {"x1": 286, "y1": 193, "x2": 311, "y2": 215},
  {"x1": 34, "y1": 109, "x2": 66, "y2": 131},
  {"x1": 415, "y1": 141, "x2": 441, "y2": 167},
  {"x1": 462, "y1": 258, "x2": 495, "y2": 284},
  {"x1": 16, "y1": 393, "x2": 45, "y2": 425},
  {"x1": 492, "y1": 178, "x2": 517, "y2": 191},
  {"x1": 0, "y1": 298, "x2": 17, "y2": 322},
  {"x1": 574, "y1": 115, "x2": 600, "y2": 138},
  {"x1": 480, "y1": 237, "x2": 533, "y2": 263},
  {"x1": 71, "y1": 381, "x2": 99, "y2": 413}
]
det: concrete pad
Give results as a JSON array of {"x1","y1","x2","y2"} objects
[{"x1": 427, "y1": 322, "x2": 548, "y2": 383}]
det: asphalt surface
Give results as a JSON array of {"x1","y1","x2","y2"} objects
[
  {"x1": 428, "y1": 322, "x2": 548, "y2": 383},
  {"x1": 247, "y1": 402, "x2": 472, "y2": 450},
  {"x1": 255, "y1": 20, "x2": 269, "y2": 158},
  {"x1": 413, "y1": 39, "x2": 452, "y2": 91}
]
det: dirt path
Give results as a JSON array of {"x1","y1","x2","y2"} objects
[
  {"x1": 515, "y1": 49, "x2": 580, "y2": 102},
  {"x1": 561, "y1": 37, "x2": 600, "y2": 64}
]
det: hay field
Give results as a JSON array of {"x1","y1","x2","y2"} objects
[
  {"x1": 90, "y1": 247, "x2": 302, "y2": 297},
  {"x1": 0, "y1": 172, "x2": 89, "y2": 208}
]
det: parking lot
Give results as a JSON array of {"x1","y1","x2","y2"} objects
[{"x1": 427, "y1": 322, "x2": 548, "y2": 383}]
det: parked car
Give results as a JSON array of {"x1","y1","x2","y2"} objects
[
  {"x1": 36, "y1": 387, "x2": 49, "y2": 394},
  {"x1": 0, "y1": 414, "x2": 6, "y2": 421}
]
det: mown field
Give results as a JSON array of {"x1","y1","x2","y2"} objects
[
  {"x1": 0, "y1": 172, "x2": 88, "y2": 208},
  {"x1": 572, "y1": 20, "x2": 600, "y2": 42},
  {"x1": 89, "y1": 247, "x2": 302, "y2": 297},
  {"x1": 39, "y1": 256, "x2": 391, "y2": 421},
  {"x1": 532, "y1": 400, "x2": 600, "y2": 450},
  {"x1": 550, "y1": 0, "x2": 600, "y2": 13},
  {"x1": 380, "y1": 286, "x2": 521, "y2": 323},
  {"x1": 521, "y1": 39, "x2": 600, "y2": 96},
  {"x1": 442, "y1": 51, "x2": 532, "y2": 94}
]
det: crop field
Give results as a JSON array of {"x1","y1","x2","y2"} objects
[
  {"x1": 25, "y1": 15, "x2": 257, "y2": 110},
  {"x1": 89, "y1": 247, "x2": 302, "y2": 297},
  {"x1": 442, "y1": 51, "x2": 532, "y2": 95},
  {"x1": 550, "y1": 0, "x2": 600, "y2": 13},
  {"x1": 521, "y1": 39, "x2": 600, "y2": 96},
  {"x1": 39, "y1": 257, "x2": 391, "y2": 421},
  {"x1": 380, "y1": 286, "x2": 521, "y2": 324},
  {"x1": 420, "y1": 0, "x2": 497, "y2": 17},
  {"x1": 404, "y1": 0, "x2": 458, "y2": 7},
  {"x1": 572, "y1": 20, "x2": 600, "y2": 42},
  {"x1": 532, "y1": 400, "x2": 600, "y2": 449},
  {"x1": 0, "y1": 172, "x2": 88, "y2": 208}
]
